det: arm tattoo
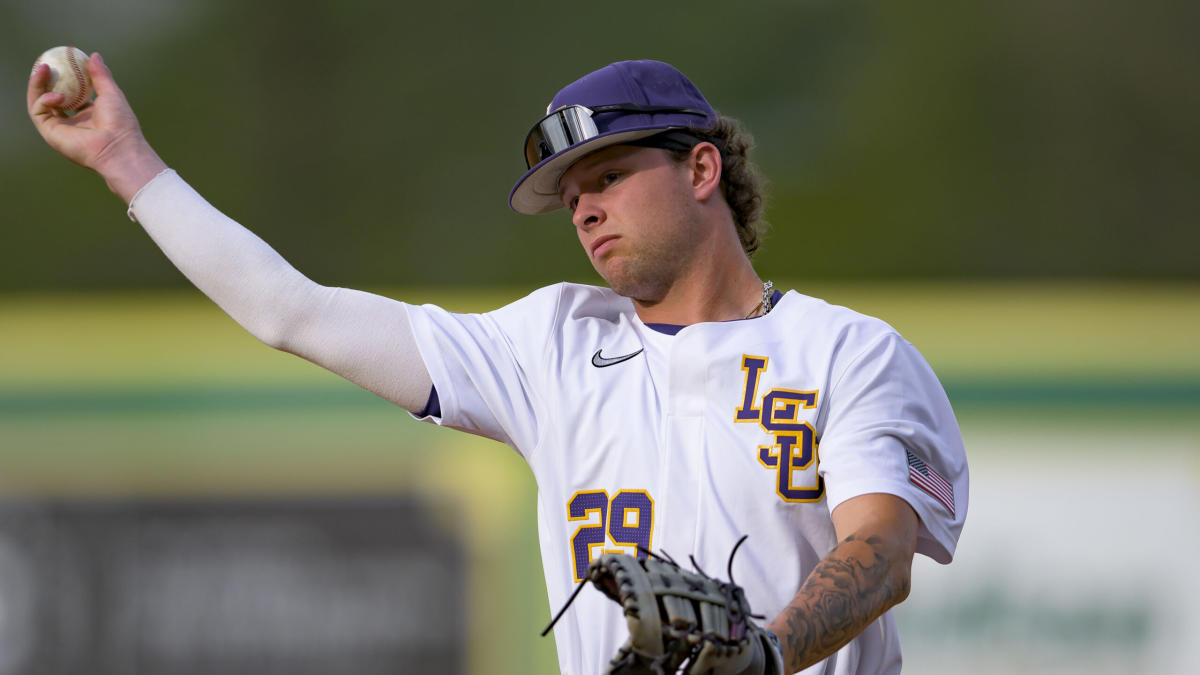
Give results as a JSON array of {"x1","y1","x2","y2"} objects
[{"x1": 776, "y1": 534, "x2": 912, "y2": 670}]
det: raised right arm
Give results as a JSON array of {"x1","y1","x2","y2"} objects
[{"x1": 28, "y1": 52, "x2": 434, "y2": 413}]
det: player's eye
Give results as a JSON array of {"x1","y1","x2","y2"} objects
[
  {"x1": 568, "y1": 196, "x2": 579, "y2": 211},
  {"x1": 602, "y1": 171, "x2": 621, "y2": 186}
]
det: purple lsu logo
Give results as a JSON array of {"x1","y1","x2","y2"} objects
[{"x1": 735, "y1": 355, "x2": 825, "y2": 502}]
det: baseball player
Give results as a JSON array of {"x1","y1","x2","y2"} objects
[{"x1": 29, "y1": 55, "x2": 967, "y2": 674}]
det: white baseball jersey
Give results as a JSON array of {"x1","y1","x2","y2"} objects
[{"x1": 404, "y1": 282, "x2": 967, "y2": 675}]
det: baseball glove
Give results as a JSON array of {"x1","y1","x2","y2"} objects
[{"x1": 544, "y1": 537, "x2": 784, "y2": 675}]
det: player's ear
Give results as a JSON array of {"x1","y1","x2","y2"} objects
[{"x1": 689, "y1": 141, "x2": 722, "y2": 202}]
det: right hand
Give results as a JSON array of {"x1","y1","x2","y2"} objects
[{"x1": 28, "y1": 51, "x2": 167, "y2": 203}]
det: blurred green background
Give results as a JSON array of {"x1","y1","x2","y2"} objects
[
  {"x1": 3, "y1": 0, "x2": 1197, "y2": 288},
  {"x1": 2, "y1": 1, "x2": 1198, "y2": 674}
]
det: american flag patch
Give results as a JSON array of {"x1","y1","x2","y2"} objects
[{"x1": 906, "y1": 448, "x2": 955, "y2": 516}]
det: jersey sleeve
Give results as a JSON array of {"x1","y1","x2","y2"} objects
[
  {"x1": 402, "y1": 284, "x2": 565, "y2": 455},
  {"x1": 818, "y1": 328, "x2": 968, "y2": 564}
]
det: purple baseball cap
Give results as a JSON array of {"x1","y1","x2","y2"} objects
[{"x1": 509, "y1": 60, "x2": 718, "y2": 215}]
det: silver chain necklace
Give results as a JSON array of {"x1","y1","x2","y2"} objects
[{"x1": 744, "y1": 280, "x2": 774, "y2": 318}]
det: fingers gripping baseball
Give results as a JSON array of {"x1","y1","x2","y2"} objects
[
  {"x1": 28, "y1": 51, "x2": 167, "y2": 203},
  {"x1": 29, "y1": 53, "x2": 140, "y2": 167}
]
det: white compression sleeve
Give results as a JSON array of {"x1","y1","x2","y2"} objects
[{"x1": 126, "y1": 169, "x2": 434, "y2": 413}]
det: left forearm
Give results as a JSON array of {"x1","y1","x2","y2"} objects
[{"x1": 767, "y1": 533, "x2": 911, "y2": 672}]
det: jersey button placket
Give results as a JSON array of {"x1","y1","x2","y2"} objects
[{"x1": 657, "y1": 327, "x2": 707, "y2": 556}]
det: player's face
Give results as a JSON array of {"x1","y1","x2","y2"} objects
[{"x1": 559, "y1": 145, "x2": 705, "y2": 302}]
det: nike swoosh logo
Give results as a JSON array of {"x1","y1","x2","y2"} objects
[{"x1": 591, "y1": 348, "x2": 644, "y2": 368}]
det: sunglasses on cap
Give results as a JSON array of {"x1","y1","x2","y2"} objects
[{"x1": 522, "y1": 103, "x2": 710, "y2": 169}]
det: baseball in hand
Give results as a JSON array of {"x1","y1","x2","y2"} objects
[{"x1": 32, "y1": 46, "x2": 94, "y2": 112}]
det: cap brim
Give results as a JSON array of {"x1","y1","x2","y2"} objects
[{"x1": 508, "y1": 127, "x2": 671, "y2": 215}]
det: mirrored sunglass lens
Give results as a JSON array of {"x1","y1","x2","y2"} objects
[
  {"x1": 541, "y1": 120, "x2": 572, "y2": 157},
  {"x1": 523, "y1": 108, "x2": 599, "y2": 167}
]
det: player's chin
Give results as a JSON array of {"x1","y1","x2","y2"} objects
[
  {"x1": 603, "y1": 263, "x2": 668, "y2": 302},
  {"x1": 591, "y1": 256, "x2": 622, "y2": 288}
]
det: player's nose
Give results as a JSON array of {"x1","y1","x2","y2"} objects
[{"x1": 572, "y1": 194, "x2": 605, "y2": 231}]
